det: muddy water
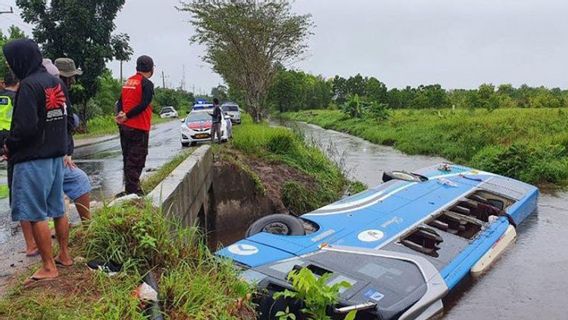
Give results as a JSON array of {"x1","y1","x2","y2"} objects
[{"x1": 289, "y1": 122, "x2": 568, "y2": 320}]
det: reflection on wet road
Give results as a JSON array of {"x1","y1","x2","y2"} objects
[
  {"x1": 291, "y1": 122, "x2": 568, "y2": 320},
  {"x1": 72, "y1": 120, "x2": 184, "y2": 199}
]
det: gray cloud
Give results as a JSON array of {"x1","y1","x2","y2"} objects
[{"x1": 2, "y1": 0, "x2": 567, "y2": 91}]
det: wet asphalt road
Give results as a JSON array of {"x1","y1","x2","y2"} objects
[
  {"x1": 291, "y1": 122, "x2": 568, "y2": 320},
  {"x1": 72, "y1": 119, "x2": 184, "y2": 200}
]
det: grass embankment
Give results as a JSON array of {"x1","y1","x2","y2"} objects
[
  {"x1": 141, "y1": 148, "x2": 194, "y2": 193},
  {"x1": 76, "y1": 114, "x2": 175, "y2": 139},
  {"x1": 283, "y1": 108, "x2": 568, "y2": 187},
  {"x1": 221, "y1": 115, "x2": 349, "y2": 214},
  {"x1": 0, "y1": 203, "x2": 254, "y2": 319}
]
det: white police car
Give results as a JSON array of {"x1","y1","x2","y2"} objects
[{"x1": 180, "y1": 104, "x2": 232, "y2": 147}]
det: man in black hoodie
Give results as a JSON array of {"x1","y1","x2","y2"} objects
[{"x1": 2, "y1": 39, "x2": 73, "y2": 283}]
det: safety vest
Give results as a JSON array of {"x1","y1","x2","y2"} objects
[
  {"x1": 0, "y1": 94, "x2": 13, "y2": 131},
  {"x1": 121, "y1": 73, "x2": 153, "y2": 132}
]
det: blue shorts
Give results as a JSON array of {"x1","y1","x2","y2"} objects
[
  {"x1": 63, "y1": 166, "x2": 91, "y2": 201},
  {"x1": 11, "y1": 157, "x2": 65, "y2": 222}
]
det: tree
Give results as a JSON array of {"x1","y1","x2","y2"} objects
[
  {"x1": 477, "y1": 83, "x2": 499, "y2": 111},
  {"x1": 342, "y1": 95, "x2": 363, "y2": 118},
  {"x1": 111, "y1": 33, "x2": 134, "y2": 83},
  {"x1": 268, "y1": 69, "x2": 302, "y2": 112},
  {"x1": 332, "y1": 76, "x2": 349, "y2": 104},
  {"x1": 17, "y1": 0, "x2": 129, "y2": 120},
  {"x1": 211, "y1": 84, "x2": 229, "y2": 102},
  {"x1": 91, "y1": 70, "x2": 122, "y2": 116},
  {"x1": 345, "y1": 74, "x2": 366, "y2": 97},
  {"x1": 0, "y1": 26, "x2": 26, "y2": 79},
  {"x1": 179, "y1": 0, "x2": 313, "y2": 122},
  {"x1": 154, "y1": 87, "x2": 195, "y2": 114},
  {"x1": 365, "y1": 77, "x2": 388, "y2": 104}
]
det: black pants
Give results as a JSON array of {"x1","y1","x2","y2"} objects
[{"x1": 119, "y1": 125, "x2": 149, "y2": 194}]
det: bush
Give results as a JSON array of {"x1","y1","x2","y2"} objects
[
  {"x1": 366, "y1": 101, "x2": 390, "y2": 120},
  {"x1": 267, "y1": 131, "x2": 297, "y2": 155},
  {"x1": 82, "y1": 202, "x2": 203, "y2": 272}
]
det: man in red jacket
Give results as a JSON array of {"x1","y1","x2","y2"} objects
[{"x1": 115, "y1": 55, "x2": 155, "y2": 196}]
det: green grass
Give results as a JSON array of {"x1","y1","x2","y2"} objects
[
  {"x1": 0, "y1": 184, "x2": 8, "y2": 200},
  {"x1": 141, "y1": 148, "x2": 194, "y2": 193},
  {"x1": 76, "y1": 113, "x2": 176, "y2": 139},
  {"x1": 0, "y1": 202, "x2": 254, "y2": 319},
  {"x1": 229, "y1": 115, "x2": 347, "y2": 212},
  {"x1": 282, "y1": 108, "x2": 568, "y2": 187}
]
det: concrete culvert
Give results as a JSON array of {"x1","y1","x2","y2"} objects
[{"x1": 246, "y1": 214, "x2": 305, "y2": 237}]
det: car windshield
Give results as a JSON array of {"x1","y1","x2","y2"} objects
[
  {"x1": 160, "y1": 107, "x2": 175, "y2": 113},
  {"x1": 222, "y1": 105, "x2": 239, "y2": 112},
  {"x1": 186, "y1": 112, "x2": 211, "y2": 122}
]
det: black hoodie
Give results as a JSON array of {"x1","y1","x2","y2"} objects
[{"x1": 3, "y1": 39, "x2": 68, "y2": 164}]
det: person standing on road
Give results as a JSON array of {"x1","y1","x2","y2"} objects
[
  {"x1": 0, "y1": 70, "x2": 18, "y2": 149},
  {"x1": 210, "y1": 98, "x2": 222, "y2": 144},
  {"x1": 1, "y1": 70, "x2": 41, "y2": 257},
  {"x1": 53, "y1": 57, "x2": 92, "y2": 221},
  {"x1": 2, "y1": 39, "x2": 73, "y2": 283},
  {"x1": 115, "y1": 55, "x2": 155, "y2": 197}
]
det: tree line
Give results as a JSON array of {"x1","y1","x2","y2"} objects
[{"x1": 266, "y1": 71, "x2": 568, "y2": 113}]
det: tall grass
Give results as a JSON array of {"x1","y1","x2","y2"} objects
[
  {"x1": 231, "y1": 115, "x2": 346, "y2": 211},
  {"x1": 283, "y1": 108, "x2": 568, "y2": 186},
  {"x1": 0, "y1": 202, "x2": 254, "y2": 319}
]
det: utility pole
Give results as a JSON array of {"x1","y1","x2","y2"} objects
[
  {"x1": 161, "y1": 70, "x2": 166, "y2": 89},
  {"x1": 119, "y1": 60, "x2": 124, "y2": 84},
  {"x1": 0, "y1": 6, "x2": 14, "y2": 14},
  {"x1": 180, "y1": 65, "x2": 186, "y2": 91}
]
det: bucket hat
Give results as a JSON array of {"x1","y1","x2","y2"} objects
[{"x1": 54, "y1": 58, "x2": 83, "y2": 77}]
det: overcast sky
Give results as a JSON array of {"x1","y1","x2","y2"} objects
[{"x1": 1, "y1": 0, "x2": 567, "y2": 92}]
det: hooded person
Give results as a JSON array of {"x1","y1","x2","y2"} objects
[{"x1": 2, "y1": 39, "x2": 74, "y2": 284}]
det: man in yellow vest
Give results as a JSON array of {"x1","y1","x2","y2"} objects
[
  {"x1": 0, "y1": 70, "x2": 18, "y2": 145},
  {"x1": 0, "y1": 71, "x2": 39, "y2": 257}
]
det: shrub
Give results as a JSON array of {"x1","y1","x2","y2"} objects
[
  {"x1": 82, "y1": 202, "x2": 203, "y2": 272},
  {"x1": 267, "y1": 131, "x2": 297, "y2": 155}
]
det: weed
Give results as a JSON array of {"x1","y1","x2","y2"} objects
[{"x1": 274, "y1": 267, "x2": 355, "y2": 320}]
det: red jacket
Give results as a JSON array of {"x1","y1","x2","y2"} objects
[{"x1": 121, "y1": 73, "x2": 153, "y2": 132}]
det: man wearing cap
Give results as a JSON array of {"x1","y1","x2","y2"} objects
[{"x1": 115, "y1": 55, "x2": 155, "y2": 196}]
